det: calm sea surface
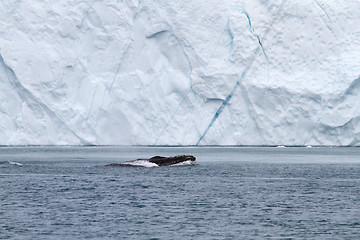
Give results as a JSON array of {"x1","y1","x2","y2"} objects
[{"x1": 1, "y1": 146, "x2": 360, "y2": 239}]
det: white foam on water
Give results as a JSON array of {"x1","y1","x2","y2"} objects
[
  {"x1": 171, "y1": 160, "x2": 197, "y2": 166},
  {"x1": 121, "y1": 160, "x2": 158, "y2": 168},
  {"x1": 8, "y1": 161, "x2": 23, "y2": 166}
]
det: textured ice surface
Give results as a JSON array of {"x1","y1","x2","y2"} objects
[{"x1": 0, "y1": 0, "x2": 359, "y2": 145}]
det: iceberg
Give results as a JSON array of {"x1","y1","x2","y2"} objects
[{"x1": 0, "y1": 0, "x2": 359, "y2": 145}]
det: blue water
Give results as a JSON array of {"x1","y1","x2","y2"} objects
[{"x1": 1, "y1": 146, "x2": 360, "y2": 239}]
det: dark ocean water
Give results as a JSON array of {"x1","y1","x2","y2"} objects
[{"x1": 1, "y1": 146, "x2": 360, "y2": 239}]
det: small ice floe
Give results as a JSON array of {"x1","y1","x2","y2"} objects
[
  {"x1": 276, "y1": 145, "x2": 286, "y2": 148},
  {"x1": 306, "y1": 145, "x2": 312, "y2": 148},
  {"x1": 8, "y1": 161, "x2": 23, "y2": 166}
]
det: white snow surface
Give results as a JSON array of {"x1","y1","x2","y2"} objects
[{"x1": 0, "y1": 0, "x2": 359, "y2": 146}]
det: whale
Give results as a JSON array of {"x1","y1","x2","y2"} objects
[{"x1": 105, "y1": 155, "x2": 196, "y2": 167}]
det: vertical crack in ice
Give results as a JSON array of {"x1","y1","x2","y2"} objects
[
  {"x1": 313, "y1": 0, "x2": 331, "y2": 20},
  {"x1": 159, "y1": 31, "x2": 199, "y2": 96},
  {"x1": 196, "y1": 1, "x2": 287, "y2": 145},
  {"x1": 183, "y1": 50, "x2": 198, "y2": 96},
  {"x1": 241, "y1": 10, "x2": 270, "y2": 84},
  {"x1": 196, "y1": 66, "x2": 263, "y2": 146},
  {"x1": 227, "y1": 17, "x2": 234, "y2": 54},
  {"x1": 196, "y1": 75, "x2": 243, "y2": 146},
  {"x1": 85, "y1": 84, "x2": 98, "y2": 125},
  {"x1": 242, "y1": 10, "x2": 268, "y2": 61},
  {"x1": 312, "y1": 0, "x2": 334, "y2": 33},
  {"x1": 0, "y1": 54, "x2": 92, "y2": 145},
  {"x1": 108, "y1": 44, "x2": 131, "y2": 94},
  {"x1": 109, "y1": 62, "x2": 121, "y2": 93}
]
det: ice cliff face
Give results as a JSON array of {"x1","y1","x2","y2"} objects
[{"x1": 0, "y1": 0, "x2": 359, "y2": 145}]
